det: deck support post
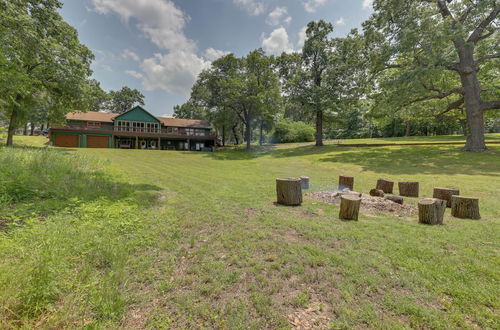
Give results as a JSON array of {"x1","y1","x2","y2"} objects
[{"x1": 135, "y1": 136, "x2": 138, "y2": 149}]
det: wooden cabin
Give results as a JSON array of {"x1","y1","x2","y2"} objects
[{"x1": 49, "y1": 106, "x2": 216, "y2": 151}]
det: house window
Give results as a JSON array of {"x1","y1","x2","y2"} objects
[{"x1": 87, "y1": 121, "x2": 101, "y2": 128}]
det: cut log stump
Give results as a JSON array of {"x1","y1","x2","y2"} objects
[
  {"x1": 433, "y1": 187, "x2": 460, "y2": 207},
  {"x1": 339, "y1": 175, "x2": 354, "y2": 190},
  {"x1": 418, "y1": 198, "x2": 446, "y2": 225},
  {"x1": 339, "y1": 195, "x2": 361, "y2": 221},
  {"x1": 398, "y1": 181, "x2": 419, "y2": 197},
  {"x1": 376, "y1": 178, "x2": 394, "y2": 193},
  {"x1": 300, "y1": 176, "x2": 310, "y2": 190},
  {"x1": 276, "y1": 178, "x2": 302, "y2": 206},
  {"x1": 369, "y1": 189, "x2": 384, "y2": 197},
  {"x1": 451, "y1": 196, "x2": 480, "y2": 220},
  {"x1": 385, "y1": 195, "x2": 403, "y2": 205}
]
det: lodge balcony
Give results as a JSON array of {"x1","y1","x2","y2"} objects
[{"x1": 55, "y1": 124, "x2": 216, "y2": 139}]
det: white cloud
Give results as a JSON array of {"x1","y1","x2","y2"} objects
[
  {"x1": 302, "y1": 0, "x2": 328, "y2": 13},
  {"x1": 335, "y1": 17, "x2": 346, "y2": 26},
  {"x1": 261, "y1": 27, "x2": 293, "y2": 55},
  {"x1": 122, "y1": 49, "x2": 140, "y2": 62},
  {"x1": 233, "y1": 0, "x2": 265, "y2": 16},
  {"x1": 297, "y1": 26, "x2": 308, "y2": 49},
  {"x1": 90, "y1": 0, "x2": 214, "y2": 95},
  {"x1": 204, "y1": 48, "x2": 231, "y2": 61},
  {"x1": 362, "y1": 0, "x2": 373, "y2": 9},
  {"x1": 125, "y1": 70, "x2": 143, "y2": 79},
  {"x1": 141, "y1": 52, "x2": 210, "y2": 95},
  {"x1": 266, "y1": 7, "x2": 292, "y2": 26}
]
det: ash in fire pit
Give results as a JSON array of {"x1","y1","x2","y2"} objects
[{"x1": 305, "y1": 188, "x2": 416, "y2": 217}]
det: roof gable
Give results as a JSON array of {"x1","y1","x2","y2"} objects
[{"x1": 114, "y1": 106, "x2": 160, "y2": 123}]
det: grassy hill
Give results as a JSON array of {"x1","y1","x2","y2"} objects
[{"x1": 1, "y1": 135, "x2": 499, "y2": 328}]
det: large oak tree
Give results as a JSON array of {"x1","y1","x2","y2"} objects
[{"x1": 364, "y1": 0, "x2": 499, "y2": 151}]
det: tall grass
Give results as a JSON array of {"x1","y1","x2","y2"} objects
[{"x1": 0, "y1": 148, "x2": 161, "y2": 328}]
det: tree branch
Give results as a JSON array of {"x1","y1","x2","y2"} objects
[
  {"x1": 436, "y1": 97, "x2": 465, "y2": 117},
  {"x1": 422, "y1": 0, "x2": 455, "y2": 20},
  {"x1": 404, "y1": 87, "x2": 464, "y2": 106},
  {"x1": 476, "y1": 53, "x2": 500, "y2": 65},
  {"x1": 468, "y1": 5, "x2": 500, "y2": 43},
  {"x1": 481, "y1": 100, "x2": 500, "y2": 111},
  {"x1": 458, "y1": 5, "x2": 473, "y2": 24}
]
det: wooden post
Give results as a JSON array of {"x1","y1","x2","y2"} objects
[
  {"x1": 451, "y1": 196, "x2": 480, "y2": 220},
  {"x1": 418, "y1": 198, "x2": 446, "y2": 225},
  {"x1": 385, "y1": 196, "x2": 403, "y2": 205},
  {"x1": 369, "y1": 189, "x2": 384, "y2": 197},
  {"x1": 158, "y1": 137, "x2": 161, "y2": 150},
  {"x1": 339, "y1": 175, "x2": 354, "y2": 190},
  {"x1": 135, "y1": 136, "x2": 138, "y2": 149},
  {"x1": 339, "y1": 195, "x2": 361, "y2": 221},
  {"x1": 276, "y1": 178, "x2": 302, "y2": 206},
  {"x1": 376, "y1": 178, "x2": 394, "y2": 193},
  {"x1": 398, "y1": 181, "x2": 419, "y2": 197},
  {"x1": 433, "y1": 187, "x2": 460, "y2": 207},
  {"x1": 300, "y1": 176, "x2": 310, "y2": 190}
]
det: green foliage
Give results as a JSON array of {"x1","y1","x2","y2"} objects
[
  {"x1": 273, "y1": 120, "x2": 315, "y2": 143},
  {"x1": 105, "y1": 86, "x2": 145, "y2": 114}
]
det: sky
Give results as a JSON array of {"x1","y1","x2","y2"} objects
[{"x1": 59, "y1": 0, "x2": 374, "y2": 117}]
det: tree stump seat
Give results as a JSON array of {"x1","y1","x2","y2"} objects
[
  {"x1": 398, "y1": 181, "x2": 419, "y2": 197},
  {"x1": 451, "y1": 196, "x2": 480, "y2": 219},
  {"x1": 339, "y1": 175, "x2": 354, "y2": 191},
  {"x1": 339, "y1": 195, "x2": 361, "y2": 221},
  {"x1": 418, "y1": 198, "x2": 446, "y2": 225},
  {"x1": 276, "y1": 178, "x2": 303, "y2": 206},
  {"x1": 433, "y1": 187, "x2": 460, "y2": 207},
  {"x1": 369, "y1": 189, "x2": 384, "y2": 197},
  {"x1": 376, "y1": 178, "x2": 394, "y2": 193}
]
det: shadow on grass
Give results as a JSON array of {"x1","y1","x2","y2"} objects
[{"x1": 318, "y1": 146, "x2": 500, "y2": 175}]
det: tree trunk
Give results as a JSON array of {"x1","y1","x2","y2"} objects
[
  {"x1": 376, "y1": 178, "x2": 394, "y2": 194},
  {"x1": 451, "y1": 196, "x2": 480, "y2": 220},
  {"x1": 6, "y1": 107, "x2": 19, "y2": 147},
  {"x1": 398, "y1": 181, "x2": 419, "y2": 197},
  {"x1": 339, "y1": 195, "x2": 361, "y2": 221},
  {"x1": 232, "y1": 123, "x2": 239, "y2": 145},
  {"x1": 244, "y1": 113, "x2": 251, "y2": 151},
  {"x1": 418, "y1": 198, "x2": 446, "y2": 225},
  {"x1": 30, "y1": 123, "x2": 35, "y2": 136},
  {"x1": 23, "y1": 124, "x2": 28, "y2": 136},
  {"x1": 315, "y1": 110, "x2": 323, "y2": 146},
  {"x1": 433, "y1": 187, "x2": 460, "y2": 208},
  {"x1": 222, "y1": 125, "x2": 226, "y2": 147},
  {"x1": 259, "y1": 120, "x2": 264, "y2": 146},
  {"x1": 405, "y1": 120, "x2": 411, "y2": 137},
  {"x1": 339, "y1": 175, "x2": 354, "y2": 191},
  {"x1": 456, "y1": 44, "x2": 486, "y2": 152},
  {"x1": 276, "y1": 178, "x2": 302, "y2": 206}
]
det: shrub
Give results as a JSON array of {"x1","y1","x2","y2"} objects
[{"x1": 273, "y1": 120, "x2": 315, "y2": 143}]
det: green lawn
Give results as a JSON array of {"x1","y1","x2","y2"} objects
[{"x1": 1, "y1": 136, "x2": 499, "y2": 329}]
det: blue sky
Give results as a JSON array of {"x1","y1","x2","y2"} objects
[{"x1": 60, "y1": 0, "x2": 374, "y2": 116}]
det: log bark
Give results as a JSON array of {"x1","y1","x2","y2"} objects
[
  {"x1": 300, "y1": 176, "x2": 310, "y2": 190},
  {"x1": 276, "y1": 178, "x2": 302, "y2": 206},
  {"x1": 339, "y1": 175, "x2": 354, "y2": 191},
  {"x1": 433, "y1": 187, "x2": 460, "y2": 207},
  {"x1": 376, "y1": 179, "x2": 394, "y2": 193},
  {"x1": 398, "y1": 181, "x2": 419, "y2": 197},
  {"x1": 451, "y1": 196, "x2": 480, "y2": 220},
  {"x1": 369, "y1": 189, "x2": 384, "y2": 197},
  {"x1": 339, "y1": 195, "x2": 361, "y2": 221},
  {"x1": 385, "y1": 196, "x2": 403, "y2": 205},
  {"x1": 418, "y1": 198, "x2": 446, "y2": 225}
]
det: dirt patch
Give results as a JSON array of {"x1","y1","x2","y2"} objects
[{"x1": 305, "y1": 191, "x2": 417, "y2": 217}]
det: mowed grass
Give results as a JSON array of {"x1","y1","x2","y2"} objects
[{"x1": 1, "y1": 135, "x2": 499, "y2": 329}]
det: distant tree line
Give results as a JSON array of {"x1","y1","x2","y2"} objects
[{"x1": 175, "y1": 1, "x2": 499, "y2": 152}]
